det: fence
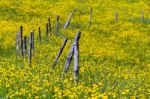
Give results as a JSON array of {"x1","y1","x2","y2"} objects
[{"x1": 15, "y1": 8, "x2": 148, "y2": 82}]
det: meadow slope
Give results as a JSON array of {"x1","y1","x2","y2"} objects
[{"x1": 0, "y1": 0, "x2": 150, "y2": 98}]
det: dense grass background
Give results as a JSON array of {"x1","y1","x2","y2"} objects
[{"x1": 0, "y1": 0, "x2": 150, "y2": 98}]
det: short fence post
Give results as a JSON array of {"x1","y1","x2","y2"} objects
[
  {"x1": 115, "y1": 11, "x2": 119, "y2": 22},
  {"x1": 52, "y1": 38, "x2": 68, "y2": 69},
  {"x1": 48, "y1": 18, "x2": 51, "y2": 33},
  {"x1": 31, "y1": 31, "x2": 34, "y2": 50},
  {"x1": 28, "y1": 33, "x2": 32, "y2": 66},
  {"x1": 141, "y1": 10, "x2": 144, "y2": 23},
  {"x1": 16, "y1": 32, "x2": 20, "y2": 57},
  {"x1": 90, "y1": 7, "x2": 92, "y2": 26},
  {"x1": 20, "y1": 26, "x2": 23, "y2": 57},
  {"x1": 23, "y1": 36, "x2": 27, "y2": 56},
  {"x1": 38, "y1": 26, "x2": 42, "y2": 42},
  {"x1": 56, "y1": 16, "x2": 59, "y2": 35},
  {"x1": 46, "y1": 23, "x2": 49, "y2": 40},
  {"x1": 64, "y1": 13, "x2": 72, "y2": 29}
]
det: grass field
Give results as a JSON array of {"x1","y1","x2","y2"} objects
[{"x1": 0, "y1": 0, "x2": 150, "y2": 98}]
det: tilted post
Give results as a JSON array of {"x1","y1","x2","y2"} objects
[
  {"x1": 64, "y1": 13, "x2": 73, "y2": 29},
  {"x1": 52, "y1": 38, "x2": 68, "y2": 69},
  {"x1": 64, "y1": 31, "x2": 81, "y2": 73},
  {"x1": 63, "y1": 45, "x2": 74, "y2": 74}
]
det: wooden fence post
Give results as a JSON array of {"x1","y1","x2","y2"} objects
[
  {"x1": 48, "y1": 18, "x2": 51, "y2": 33},
  {"x1": 64, "y1": 13, "x2": 72, "y2": 29},
  {"x1": 90, "y1": 7, "x2": 92, "y2": 26},
  {"x1": 141, "y1": 10, "x2": 144, "y2": 23},
  {"x1": 64, "y1": 31, "x2": 81, "y2": 73},
  {"x1": 20, "y1": 26, "x2": 23, "y2": 56},
  {"x1": 74, "y1": 37, "x2": 80, "y2": 82},
  {"x1": 52, "y1": 38, "x2": 68, "y2": 69},
  {"x1": 56, "y1": 16, "x2": 59, "y2": 35},
  {"x1": 28, "y1": 33, "x2": 32, "y2": 66},
  {"x1": 23, "y1": 36, "x2": 27, "y2": 56},
  {"x1": 38, "y1": 26, "x2": 42, "y2": 42},
  {"x1": 46, "y1": 23, "x2": 49, "y2": 40},
  {"x1": 31, "y1": 31, "x2": 34, "y2": 50},
  {"x1": 115, "y1": 11, "x2": 119, "y2": 22},
  {"x1": 16, "y1": 32, "x2": 20, "y2": 57}
]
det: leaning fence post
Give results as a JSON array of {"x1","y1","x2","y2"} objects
[
  {"x1": 52, "y1": 38, "x2": 68, "y2": 69},
  {"x1": 115, "y1": 11, "x2": 119, "y2": 22},
  {"x1": 141, "y1": 10, "x2": 144, "y2": 23},
  {"x1": 23, "y1": 36, "x2": 27, "y2": 56},
  {"x1": 16, "y1": 32, "x2": 20, "y2": 57},
  {"x1": 46, "y1": 23, "x2": 49, "y2": 40},
  {"x1": 28, "y1": 33, "x2": 32, "y2": 66},
  {"x1": 64, "y1": 31, "x2": 81, "y2": 73},
  {"x1": 38, "y1": 26, "x2": 42, "y2": 42},
  {"x1": 20, "y1": 26, "x2": 23, "y2": 57},
  {"x1": 64, "y1": 13, "x2": 72, "y2": 29},
  {"x1": 90, "y1": 7, "x2": 92, "y2": 26},
  {"x1": 56, "y1": 16, "x2": 59, "y2": 35},
  {"x1": 48, "y1": 18, "x2": 51, "y2": 33}
]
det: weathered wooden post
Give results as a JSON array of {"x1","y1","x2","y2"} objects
[
  {"x1": 16, "y1": 32, "x2": 20, "y2": 57},
  {"x1": 141, "y1": 10, "x2": 144, "y2": 23},
  {"x1": 64, "y1": 31, "x2": 81, "y2": 72},
  {"x1": 28, "y1": 33, "x2": 32, "y2": 66},
  {"x1": 64, "y1": 44, "x2": 74, "y2": 72},
  {"x1": 115, "y1": 11, "x2": 119, "y2": 22},
  {"x1": 56, "y1": 16, "x2": 59, "y2": 35},
  {"x1": 48, "y1": 18, "x2": 51, "y2": 33},
  {"x1": 38, "y1": 26, "x2": 42, "y2": 42},
  {"x1": 20, "y1": 26, "x2": 23, "y2": 56},
  {"x1": 52, "y1": 38, "x2": 68, "y2": 69},
  {"x1": 61, "y1": 31, "x2": 81, "y2": 80},
  {"x1": 90, "y1": 7, "x2": 92, "y2": 26},
  {"x1": 74, "y1": 37, "x2": 80, "y2": 82},
  {"x1": 64, "y1": 13, "x2": 72, "y2": 29},
  {"x1": 23, "y1": 36, "x2": 27, "y2": 55},
  {"x1": 46, "y1": 23, "x2": 49, "y2": 40},
  {"x1": 31, "y1": 31, "x2": 34, "y2": 50}
]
